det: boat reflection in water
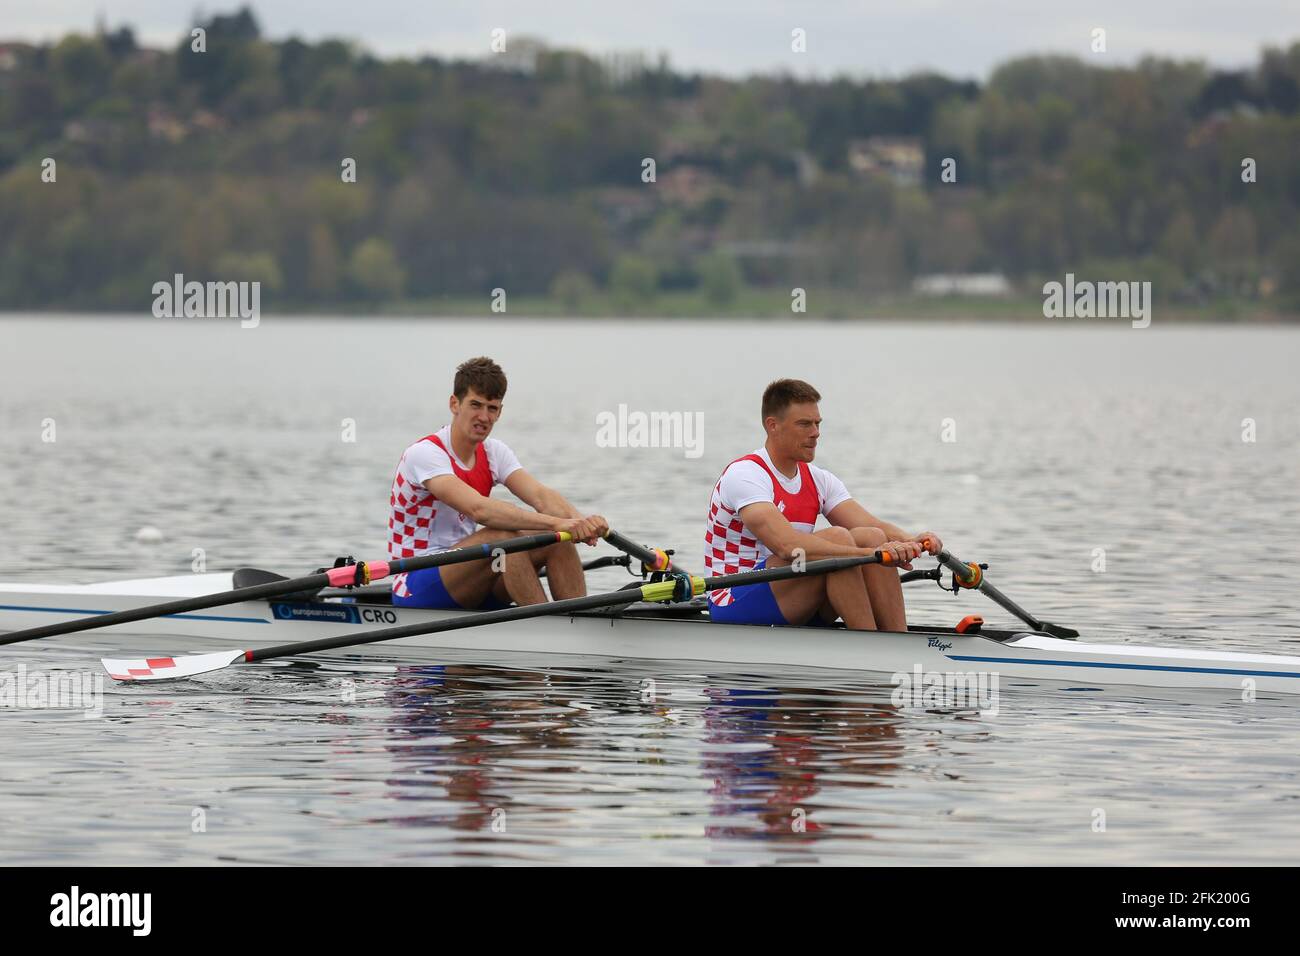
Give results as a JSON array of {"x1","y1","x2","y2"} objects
[{"x1": 331, "y1": 654, "x2": 998, "y2": 861}]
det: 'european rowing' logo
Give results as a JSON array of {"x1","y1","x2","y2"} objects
[{"x1": 271, "y1": 603, "x2": 362, "y2": 624}]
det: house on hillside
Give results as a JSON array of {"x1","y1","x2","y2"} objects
[
  {"x1": 657, "y1": 165, "x2": 726, "y2": 207},
  {"x1": 846, "y1": 136, "x2": 924, "y2": 187},
  {"x1": 913, "y1": 273, "x2": 1012, "y2": 297}
]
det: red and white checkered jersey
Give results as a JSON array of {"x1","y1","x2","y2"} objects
[
  {"x1": 387, "y1": 426, "x2": 522, "y2": 591},
  {"x1": 704, "y1": 448, "x2": 851, "y2": 605}
]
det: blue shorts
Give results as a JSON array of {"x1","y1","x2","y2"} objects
[
  {"x1": 708, "y1": 560, "x2": 835, "y2": 627},
  {"x1": 392, "y1": 566, "x2": 511, "y2": 611}
]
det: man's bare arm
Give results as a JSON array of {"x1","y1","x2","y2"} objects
[
  {"x1": 424, "y1": 475, "x2": 565, "y2": 533},
  {"x1": 827, "y1": 500, "x2": 942, "y2": 553},
  {"x1": 739, "y1": 502, "x2": 875, "y2": 561},
  {"x1": 502, "y1": 469, "x2": 582, "y2": 520}
]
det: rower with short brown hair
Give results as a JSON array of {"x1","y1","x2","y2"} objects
[
  {"x1": 388, "y1": 356, "x2": 607, "y2": 610},
  {"x1": 704, "y1": 378, "x2": 943, "y2": 629}
]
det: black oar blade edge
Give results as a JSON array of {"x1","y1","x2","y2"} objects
[
  {"x1": 1040, "y1": 622, "x2": 1080, "y2": 640},
  {"x1": 233, "y1": 568, "x2": 322, "y2": 602}
]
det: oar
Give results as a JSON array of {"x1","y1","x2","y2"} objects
[
  {"x1": 928, "y1": 545, "x2": 1079, "y2": 639},
  {"x1": 603, "y1": 529, "x2": 680, "y2": 573},
  {"x1": 101, "y1": 552, "x2": 894, "y2": 682},
  {"x1": 1, "y1": 531, "x2": 579, "y2": 646}
]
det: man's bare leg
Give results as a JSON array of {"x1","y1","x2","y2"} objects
[
  {"x1": 849, "y1": 526, "x2": 907, "y2": 631},
  {"x1": 439, "y1": 527, "x2": 548, "y2": 607},
  {"x1": 770, "y1": 527, "x2": 878, "y2": 630},
  {"x1": 530, "y1": 540, "x2": 587, "y2": 600}
]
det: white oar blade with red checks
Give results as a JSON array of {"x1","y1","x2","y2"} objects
[{"x1": 102, "y1": 650, "x2": 245, "y2": 682}]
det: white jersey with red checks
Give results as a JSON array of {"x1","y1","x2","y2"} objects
[
  {"x1": 704, "y1": 447, "x2": 851, "y2": 605},
  {"x1": 387, "y1": 426, "x2": 522, "y2": 593}
]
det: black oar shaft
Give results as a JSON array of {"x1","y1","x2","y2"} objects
[
  {"x1": 540, "y1": 554, "x2": 630, "y2": 578},
  {"x1": 0, "y1": 531, "x2": 569, "y2": 645},
  {"x1": 972, "y1": 578, "x2": 1044, "y2": 629},
  {"x1": 933, "y1": 549, "x2": 1078, "y2": 638},
  {"x1": 603, "y1": 529, "x2": 681, "y2": 572},
  {"x1": 244, "y1": 553, "x2": 886, "y2": 664},
  {"x1": 708, "y1": 554, "x2": 885, "y2": 589}
]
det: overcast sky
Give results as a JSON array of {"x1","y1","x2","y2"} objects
[{"x1": 5, "y1": 0, "x2": 1299, "y2": 79}]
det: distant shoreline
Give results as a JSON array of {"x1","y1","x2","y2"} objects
[{"x1": 2, "y1": 292, "x2": 1295, "y2": 323}]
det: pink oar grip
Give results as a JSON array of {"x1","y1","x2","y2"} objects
[{"x1": 325, "y1": 562, "x2": 390, "y2": 587}]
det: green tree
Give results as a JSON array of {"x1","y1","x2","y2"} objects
[
  {"x1": 346, "y1": 238, "x2": 404, "y2": 300},
  {"x1": 697, "y1": 253, "x2": 742, "y2": 304},
  {"x1": 50, "y1": 36, "x2": 112, "y2": 113},
  {"x1": 609, "y1": 254, "x2": 658, "y2": 308},
  {"x1": 1272, "y1": 235, "x2": 1300, "y2": 310},
  {"x1": 550, "y1": 270, "x2": 597, "y2": 311},
  {"x1": 1207, "y1": 207, "x2": 1259, "y2": 294},
  {"x1": 1159, "y1": 212, "x2": 1201, "y2": 277},
  {"x1": 213, "y1": 251, "x2": 284, "y2": 293},
  {"x1": 306, "y1": 223, "x2": 341, "y2": 299}
]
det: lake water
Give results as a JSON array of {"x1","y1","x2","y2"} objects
[{"x1": 2, "y1": 315, "x2": 1298, "y2": 864}]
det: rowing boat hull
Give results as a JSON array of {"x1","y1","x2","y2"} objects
[{"x1": 4, "y1": 574, "x2": 1300, "y2": 694}]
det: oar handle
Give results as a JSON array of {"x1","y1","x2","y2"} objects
[{"x1": 603, "y1": 529, "x2": 678, "y2": 573}]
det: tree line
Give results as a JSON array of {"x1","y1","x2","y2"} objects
[{"x1": 1, "y1": 7, "x2": 1298, "y2": 313}]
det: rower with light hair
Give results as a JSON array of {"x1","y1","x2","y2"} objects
[{"x1": 704, "y1": 378, "x2": 943, "y2": 629}]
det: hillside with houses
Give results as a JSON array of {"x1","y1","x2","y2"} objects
[{"x1": 1, "y1": 7, "x2": 1298, "y2": 317}]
